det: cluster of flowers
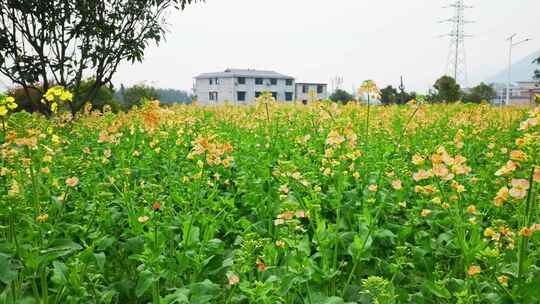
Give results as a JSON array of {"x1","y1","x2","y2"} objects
[
  {"x1": 41, "y1": 86, "x2": 73, "y2": 113},
  {"x1": 188, "y1": 134, "x2": 234, "y2": 167},
  {"x1": 0, "y1": 95, "x2": 17, "y2": 116}
]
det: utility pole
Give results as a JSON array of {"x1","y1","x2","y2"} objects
[
  {"x1": 505, "y1": 34, "x2": 531, "y2": 106},
  {"x1": 399, "y1": 76, "x2": 406, "y2": 104},
  {"x1": 440, "y1": 0, "x2": 473, "y2": 87}
]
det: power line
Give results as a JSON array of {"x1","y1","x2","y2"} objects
[{"x1": 440, "y1": 0, "x2": 473, "y2": 87}]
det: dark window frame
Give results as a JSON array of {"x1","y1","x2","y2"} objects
[
  {"x1": 237, "y1": 77, "x2": 246, "y2": 85},
  {"x1": 317, "y1": 85, "x2": 324, "y2": 94},
  {"x1": 285, "y1": 92, "x2": 293, "y2": 101},
  {"x1": 270, "y1": 79, "x2": 277, "y2": 85},
  {"x1": 255, "y1": 78, "x2": 263, "y2": 85},
  {"x1": 255, "y1": 91, "x2": 262, "y2": 98},
  {"x1": 237, "y1": 91, "x2": 246, "y2": 101},
  {"x1": 302, "y1": 85, "x2": 309, "y2": 94},
  {"x1": 271, "y1": 92, "x2": 278, "y2": 100},
  {"x1": 286, "y1": 79, "x2": 293, "y2": 86}
]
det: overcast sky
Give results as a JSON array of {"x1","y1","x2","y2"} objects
[{"x1": 2, "y1": 0, "x2": 539, "y2": 93}]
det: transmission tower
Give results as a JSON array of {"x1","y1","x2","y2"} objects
[
  {"x1": 331, "y1": 76, "x2": 343, "y2": 93},
  {"x1": 440, "y1": 0, "x2": 473, "y2": 87}
]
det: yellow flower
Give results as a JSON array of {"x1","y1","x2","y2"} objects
[
  {"x1": 467, "y1": 205, "x2": 477, "y2": 214},
  {"x1": 138, "y1": 215, "x2": 150, "y2": 224},
  {"x1": 468, "y1": 265, "x2": 481, "y2": 276},
  {"x1": 484, "y1": 228, "x2": 496, "y2": 238},
  {"x1": 51, "y1": 102, "x2": 58, "y2": 113},
  {"x1": 36, "y1": 214, "x2": 49, "y2": 222},
  {"x1": 7, "y1": 102, "x2": 17, "y2": 110},
  {"x1": 368, "y1": 184, "x2": 378, "y2": 192},
  {"x1": 60, "y1": 91, "x2": 73, "y2": 102},
  {"x1": 0, "y1": 105, "x2": 8, "y2": 116},
  {"x1": 420, "y1": 209, "x2": 432, "y2": 217},
  {"x1": 412, "y1": 154, "x2": 425, "y2": 165},
  {"x1": 498, "y1": 275, "x2": 509, "y2": 286}
]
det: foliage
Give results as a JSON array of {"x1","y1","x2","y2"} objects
[
  {"x1": 433, "y1": 76, "x2": 462, "y2": 103},
  {"x1": 329, "y1": 89, "x2": 354, "y2": 104},
  {"x1": 157, "y1": 88, "x2": 192, "y2": 104},
  {"x1": 380, "y1": 86, "x2": 399, "y2": 105},
  {"x1": 123, "y1": 84, "x2": 160, "y2": 110},
  {"x1": 1, "y1": 101, "x2": 540, "y2": 303},
  {"x1": 0, "y1": 0, "x2": 198, "y2": 113},
  {"x1": 464, "y1": 82, "x2": 497, "y2": 104},
  {"x1": 72, "y1": 79, "x2": 121, "y2": 113}
]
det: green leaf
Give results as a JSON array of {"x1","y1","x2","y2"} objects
[
  {"x1": 135, "y1": 269, "x2": 153, "y2": 298},
  {"x1": 163, "y1": 288, "x2": 190, "y2": 304},
  {"x1": 51, "y1": 261, "x2": 68, "y2": 285},
  {"x1": 0, "y1": 254, "x2": 17, "y2": 284},
  {"x1": 422, "y1": 281, "x2": 451, "y2": 299}
]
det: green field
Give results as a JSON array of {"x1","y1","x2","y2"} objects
[{"x1": 1, "y1": 101, "x2": 540, "y2": 303}]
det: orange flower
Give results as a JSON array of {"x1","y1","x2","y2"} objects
[
  {"x1": 533, "y1": 168, "x2": 540, "y2": 183},
  {"x1": 520, "y1": 227, "x2": 533, "y2": 237},
  {"x1": 509, "y1": 179, "x2": 530, "y2": 199},
  {"x1": 510, "y1": 150, "x2": 528, "y2": 162},
  {"x1": 467, "y1": 205, "x2": 477, "y2": 214},
  {"x1": 468, "y1": 265, "x2": 481, "y2": 276},
  {"x1": 227, "y1": 273, "x2": 240, "y2": 286},
  {"x1": 391, "y1": 180, "x2": 402, "y2": 190},
  {"x1": 256, "y1": 258, "x2": 266, "y2": 272},
  {"x1": 152, "y1": 201, "x2": 161, "y2": 211},
  {"x1": 368, "y1": 184, "x2": 378, "y2": 192},
  {"x1": 494, "y1": 187, "x2": 509, "y2": 207},
  {"x1": 498, "y1": 275, "x2": 508, "y2": 286},
  {"x1": 65, "y1": 177, "x2": 79, "y2": 187},
  {"x1": 413, "y1": 169, "x2": 432, "y2": 182}
]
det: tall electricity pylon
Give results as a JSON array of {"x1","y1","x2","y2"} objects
[{"x1": 440, "y1": 0, "x2": 473, "y2": 87}]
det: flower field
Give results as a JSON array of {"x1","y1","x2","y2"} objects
[{"x1": 1, "y1": 100, "x2": 540, "y2": 303}]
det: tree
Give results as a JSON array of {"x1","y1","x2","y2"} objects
[
  {"x1": 0, "y1": 0, "x2": 198, "y2": 114},
  {"x1": 380, "y1": 86, "x2": 398, "y2": 105},
  {"x1": 433, "y1": 76, "x2": 461, "y2": 103},
  {"x1": 329, "y1": 89, "x2": 353, "y2": 104},
  {"x1": 123, "y1": 84, "x2": 159, "y2": 109},
  {"x1": 464, "y1": 82, "x2": 496, "y2": 103}
]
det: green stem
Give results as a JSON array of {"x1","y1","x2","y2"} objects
[
  {"x1": 40, "y1": 267, "x2": 49, "y2": 304},
  {"x1": 517, "y1": 167, "x2": 536, "y2": 282}
]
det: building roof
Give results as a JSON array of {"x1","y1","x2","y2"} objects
[
  {"x1": 195, "y1": 69, "x2": 294, "y2": 79},
  {"x1": 295, "y1": 82, "x2": 328, "y2": 86}
]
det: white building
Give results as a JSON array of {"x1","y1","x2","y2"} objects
[
  {"x1": 295, "y1": 83, "x2": 328, "y2": 104},
  {"x1": 491, "y1": 81, "x2": 540, "y2": 106},
  {"x1": 194, "y1": 69, "x2": 328, "y2": 104}
]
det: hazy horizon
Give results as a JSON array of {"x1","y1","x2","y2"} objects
[{"x1": 1, "y1": 0, "x2": 539, "y2": 94}]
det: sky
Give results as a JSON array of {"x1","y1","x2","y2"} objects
[{"x1": 2, "y1": 0, "x2": 539, "y2": 94}]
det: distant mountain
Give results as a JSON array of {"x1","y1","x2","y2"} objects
[{"x1": 486, "y1": 50, "x2": 540, "y2": 84}]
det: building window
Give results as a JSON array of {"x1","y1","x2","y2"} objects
[
  {"x1": 238, "y1": 77, "x2": 246, "y2": 85},
  {"x1": 255, "y1": 78, "x2": 263, "y2": 85},
  {"x1": 271, "y1": 92, "x2": 278, "y2": 100},
  {"x1": 255, "y1": 92, "x2": 262, "y2": 98},
  {"x1": 237, "y1": 91, "x2": 246, "y2": 101},
  {"x1": 302, "y1": 85, "x2": 309, "y2": 94},
  {"x1": 285, "y1": 92, "x2": 293, "y2": 101},
  {"x1": 209, "y1": 92, "x2": 218, "y2": 101},
  {"x1": 209, "y1": 79, "x2": 213, "y2": 85},
  {"x1": 317, "y1": 85, "x2": 324, "y2": 94},
  {"x1": 286, "y1": 79, "x2": 293, "y2": 86},
  {"x1": 270, "y1": 79, "x2": 277, "y2": 85}
]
